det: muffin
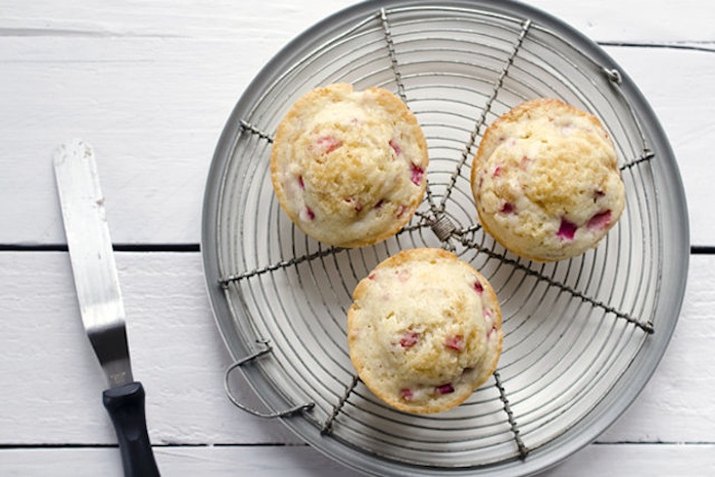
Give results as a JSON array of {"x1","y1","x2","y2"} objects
[
  {"x1": 347, "y1": 248, "x2": 502, "y2": 414},
  {"x1": 270, "y1": 83, "x2": 428, "y2": 248},
  {"x1": 471, "y1": 98, "x2": 625, "y2": 262}
]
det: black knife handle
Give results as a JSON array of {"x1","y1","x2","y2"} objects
[{"x1": 103, "y1": 382, "x2": 160, "y2": 477}]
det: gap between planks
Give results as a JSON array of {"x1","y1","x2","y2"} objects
[
  {"x1": 2, "y1": 441, "x2": 712, "y2": 450},
  {"x1": 0, "y1": 245, "x2": 712, "y2": 254},
  {"x1": 0, "y1": 443, "x2": 713, "y2": 477},
  {"x1": 0, "y1": 244, "x2": 200, "y2": 252}
]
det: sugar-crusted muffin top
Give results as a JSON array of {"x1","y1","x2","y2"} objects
[
  {"x1": 271, "y1": 83, "x2": 428, "y2": 248},
  {"x1": 348, "y1": 248, "x2": 502, "y2": 414},
  {"x1": 471, "y1": 98, "x2": 625, "y2": 262}
]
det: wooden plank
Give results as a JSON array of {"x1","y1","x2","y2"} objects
[
  {"x1": 0, "y1": 41, "x2": 712, "y2": 245},
  {"x1": 601, "y1": 252, "x2": 715, "y2": 441},
  {"x1": 1, "y1": 3, "x2": 712, "y2": 475},
  {"x1": 0, "y1": 251, "x2": 298, "y2": 445},
  {"x1": 544, "y1": 444, "x2": 715, "y2": 476},
  {"x1": 0, "y1": 252, "x2": 713, "y2": 445},
  {"x1": 0, "y1": 444, "x2": 713, "y2": 476},
  {"x1": 0, "y1": 446, "x2": 356, "y2": 477},
  {"x1": 0, "y1": 38, "x2": 240, "y2": 246},
  {"x1": 607, "y1": 47, "x2": 715, "y2": 247},
  {"x1": 1, "y1": 0, "x2": 713, "y2": 42}
]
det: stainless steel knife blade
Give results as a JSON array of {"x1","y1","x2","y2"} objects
[
  {"x1": 54, "y1": 140, "x2": 159, "y2": 477},
  {"x1": 54, "y1": 139, "x2": 133, "y2": 388}
]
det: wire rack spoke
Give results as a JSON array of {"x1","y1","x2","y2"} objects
[
  {"x1": 437, "y1": 18, "x2": 532, "y2": 212},
  {"x1": 399, "y1": 221, "x2": 429, "y2": 235},
  {"x1": 413, "y1": 210, "x2": 434, "y2": 223},
  {"x1": 239, "y1": 119, "x2": 274, "y2": 143},
  {"x1": 380, "y1": 7, "x2": 440, "y2": 216},
  {"x1": 620, "y1": 150, "x2": 655, "y2": 171},
  {"x1": 422, "y1": 179, "x2": 440, "y2": 219},
  {"x1": 601, "y1": 66, "x2": 653, "y2": 156},
  {"x1": 321, "y1": 375, "x2": 360, "y2": 435},
  {"x1": 379, "y1": 8, "x2": 407, "y2": 102},
  {"x1": 220, "y1": 246, "x2": 345, "y2": 286},
  {"x1": 494, "y1": 371, "x2": 529, "y2": 460},
  {"x1": 220, "y1": 222, "x2": 430, "y2": 286},
  {"x1": 457, "y1": 236, "x2": 655, "y2": 333},
  {"x1": 456, "y1": 223, "x2": 483, "y2": 236}
]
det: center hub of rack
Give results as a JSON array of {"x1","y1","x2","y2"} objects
[{"x1": 430, "y1": 213, "x2": 457, "y2": 242}]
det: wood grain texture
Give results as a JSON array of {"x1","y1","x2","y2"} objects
[
  {"x1": 0, "y1": 444, "x2": 713, "y2": 476},
  {"x1": 1, "y1": 2, "x2": 714, "y2": 474},
  {"x1": 0, "y1": 251, "x2": 297, "y2": 445},
  {"x1": 607, "y1": 47, "x2": 715, "y2": 246},
  {"x1": 1, "y1": 0, "x2": 712, "y2": 42},
  {"x1": 600, "y1": 252, "x2": 715, "y2": 442},
  {"x1": 0, "y1": 446, "x2": 355, "y2": 477},
  {"x1": 1, "y1": 252, "x2": 712, "y2": 446},
  {"x1": 0, "y1": 40, "x2": 712, "y2": 245}
]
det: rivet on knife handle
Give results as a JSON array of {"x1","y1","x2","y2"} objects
[{"x1": 54, "y1": 140, "x2": 160, "y2": 477}]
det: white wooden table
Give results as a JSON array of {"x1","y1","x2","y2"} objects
[{"x1": 1, "y1": 1, "x2": 714, "y2": 475}]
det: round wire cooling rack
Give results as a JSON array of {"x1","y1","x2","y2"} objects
[{"x1": 201, "y1": 1, "x2": 689, "y2": 475}]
